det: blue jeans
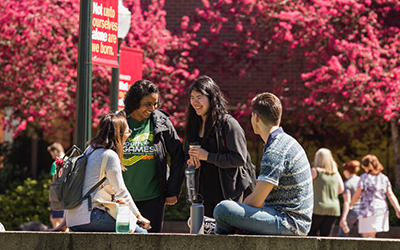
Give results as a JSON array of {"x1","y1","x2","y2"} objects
[
  {"x1": 70, "y1": 208, "x2": 147, "y2": 233},
  {"x1": 337, "y1": 209, "x2": 359, "y2": 237},
  {"x1": 213, "y1": 200, "x2": 295, "y2": 235}
]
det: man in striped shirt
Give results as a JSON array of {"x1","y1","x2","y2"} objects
[{"x1": 213, "y1": 92, "x2": 313, "y2": 235}]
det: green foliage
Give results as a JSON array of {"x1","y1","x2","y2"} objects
[
  {"x1": 389, "y1": 189, "x2": 400, "y2": 227},
  {"x1": 0, "y1": 140, "x2": 32, "y2": 194},
  {"x1": 0, "y1": 177, "x2": 51, "y2": 230}
]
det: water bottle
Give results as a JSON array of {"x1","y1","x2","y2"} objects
[
  {"x1": 190, "y1": 199, "x2": 204, "y2": 234},
  {"x1": 185, "y1": 166, "x2": 197, "y2": 203},
  {"x1": 341, "y1": 223, "x2": 350, "y2": 234},
  {"x1": 186, "y1": 142, "x2": 201, "y2": 202},
  {"x1": 116, "y1": 201, "x2": 130, "y2": 233}
]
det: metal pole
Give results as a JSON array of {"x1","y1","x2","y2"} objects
[
  {"x1": 110, "y1": 38, "x2": 123, "y2": 112},
  {"x1": 75, "y1": 0, "x2": 93, "y2": 150}
]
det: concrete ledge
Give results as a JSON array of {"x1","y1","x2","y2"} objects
[{"x1": 1, "y1": 232, "x2": 400, "y2": 250}]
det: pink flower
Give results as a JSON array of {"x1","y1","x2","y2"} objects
[{"x1": 55, "y1": 158, "x2": 65, "y2": 169}]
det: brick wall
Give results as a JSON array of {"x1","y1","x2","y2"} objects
[{"x1": 163, "y1": 0, "x2": 305, "y2": 105}]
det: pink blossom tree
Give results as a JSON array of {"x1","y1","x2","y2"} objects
[
  {"x1": 190, "y1": 0, "x2": 400, "y2": 187},
  {"x1": 0, "y1": 0, "x2": 111, "y2": 136},
  {"x1": 0, "y1": 0, "x2": 199, "y2": 138},
  {"x1": 124, "y1": 0, "x2": 200, "y2": 129}
]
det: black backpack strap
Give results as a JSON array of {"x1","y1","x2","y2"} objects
[{"x1": 82, "y1": 177, "x2": 107, "y2": 211}]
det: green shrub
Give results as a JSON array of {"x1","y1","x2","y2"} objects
[
  {"x1": 389, "y1": 189, "x2": 400, "y2": 227},
  {"x1": 0, "y1": 177, "x2": 52, "y2": 230}
]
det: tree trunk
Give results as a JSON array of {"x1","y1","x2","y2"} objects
[{"x1": 390, "y1": 119, "x2": 400, "y2": 189}]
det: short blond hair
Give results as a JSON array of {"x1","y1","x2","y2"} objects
[{"x1": 313, "y1": 148, "x2": 338, "y2": 175}]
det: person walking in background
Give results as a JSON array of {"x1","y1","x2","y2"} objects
[
  {"x1": 338, "y1": 160, "x2": 361, "y2": 237},
  {"x1": 47, "y1": 142, "x2": 66, "y2": 229},
  {"x1": 184, "y1": 76, "x2": 253, "y2": 218},
  {"x1": 49, "y1": 112, "x2": 150, "y2": 232},
  {"x1": 213, "y1": 92, "x2": 313, "y2": 235},
  {"x1": 349, "y1": 154, "x2": 400, "y2": 238},
  {"x1": 308, "y1": 148, "x2": 344, "y2": 236},
  {"x1": 122, "y1": 80, "x2": 185, "y2": 232}
]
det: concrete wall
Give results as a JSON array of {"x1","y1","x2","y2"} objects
[{"x1": 1, "y1": 232, "x2": 400, "y2": 250}]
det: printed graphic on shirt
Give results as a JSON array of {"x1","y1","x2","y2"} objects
[{"x1": 123, "y1": 133, "x2": 155, "y2": 166}]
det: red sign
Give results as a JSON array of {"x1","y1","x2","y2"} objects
[
  {"x1": 92, "y1": 0, "x2": 119, "y2": 67},
  {"x1": 118, "y1": 46, "x2": 144, "y2": 110}
]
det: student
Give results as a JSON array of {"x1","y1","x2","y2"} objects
[
  {"x1": 122, "y1": 80, "x2": 185, "y2": 232},
  {"x1": 308, "y1": 148, "x2": 344, "y2": 236},
  {"x1": 338, "y1": 160, "x2": 361, "y2": 237},
  {"x1": 185, "y1": 76, "x2": 253, "y2": 217},
  {"x1": 49, "y1": 113, "x2": 150, "y2": 232},
  {"x1": 47, "y1": 142, "x2": 66, "y2": 229},
  {"x1": 213, "y1": 92, "x2": 314, "y2": 235},
  {"x1": 349, "y1": 154, "x2": 400, "y2": 238}
]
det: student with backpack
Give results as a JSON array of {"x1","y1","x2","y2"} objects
[
  {"x1": 185, "y1": 76, "x2": 255, "y2": 218},
  {"x1": 49, "y1": 112, "x2": 150, "y2": 232}
]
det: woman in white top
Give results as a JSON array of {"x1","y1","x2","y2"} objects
[
  {"x1": 350, "y1": 154, "x2": 400, "y2": 238},
  {"x1": 50, "y1": 112, "x2": 150, "y2": 232}
]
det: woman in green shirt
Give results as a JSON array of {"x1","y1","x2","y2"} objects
[
  {"x1": 308, "y1": 148, "x2": 344, "y2": 236},
  {"x1": 122, "y1": 80, "x2": 184, "y2": 232}
]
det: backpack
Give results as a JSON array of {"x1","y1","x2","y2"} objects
[{"x1": 49, "y1": 145, "x2": 106, "y2": 211}]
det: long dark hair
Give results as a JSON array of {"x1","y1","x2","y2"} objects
[
  {"x1": 89, "y1": 112, "x2": 127, "y2": 170},
  {"x1": 124, "y1": 79, "x2": 161, "y2": 115},
  {"x1": 184, "y1": 76, "x2": 228, "y2": 143}
]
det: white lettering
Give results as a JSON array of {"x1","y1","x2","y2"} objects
[
  {"x1": 120, "y1": 74, "x2": 131, "y2": 81},
  {"x1": 93, "y1": 2, "x2": 103, "y2": 16},
  {"x1": 92, "y1": 28, "x2": 107, "y2": 42},
  {"x1": 119, "y1": 81, "x2": 128, "y2": 91},
  {"x1": 118, "y1": 98, "x2": 124, "y2": 107}
]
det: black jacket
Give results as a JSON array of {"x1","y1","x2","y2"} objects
[
  {"x1": 151, "y1": 109, "x2": 185, "y2": 202},
  {"x1": 185, "y1": 115, "x2": 253, "y2": 200}
]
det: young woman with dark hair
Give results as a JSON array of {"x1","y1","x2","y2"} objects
[
  {"x1": 49, "y1": 112, "x2": 150, "y2": 232},
  {"x1": 122, "y1": 80, "x2": 184, "y2": 233},
  {"x1": 350, "y1": 154, "x2": 400, "y2": 238},
  {"x1": 185, "y1": 75, "x2": 253, "y2": 218}
]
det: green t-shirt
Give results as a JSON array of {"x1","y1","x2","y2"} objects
[
  {"x1": 122, "y1": 116, "x2": 159, "y2": 201},
  {"x1": 50, "y1": 162, "x2": 57, "y2": 176},
  {"x1": 313, "y1": 172, "x2": 341, "y2": 216}
]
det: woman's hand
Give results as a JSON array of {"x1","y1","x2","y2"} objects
[
  {"x1": 165, "y1": 196, "x2": 178, "y2": 205},
  {"x1": 44, "y1": 218, "x2": 68, "y2": 232},
  {"x1": 137, "y1": 214, "x2": 151, "y2": 230},
  {"x1": 187, "y1": 156, "x2": 201, "y2": 169},
  {"x1": 188, "y1": 147, "x2": 209, "y2": 161},
  {"x1": 396, "y1": 210, "x2": 400, "y2": 219},
  {"x1": 339, "y1": 219, "x2": 347, "y2": 228}
]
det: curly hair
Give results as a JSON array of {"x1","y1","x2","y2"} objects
[
  {"x1": 184, "y1": 76, "x2": 228, "y2": 143},
  {"x1": 361, "y1": 154, "x2": 384, "y2": 175},
  {"x1": 89, "y1": 111, "x2": 128, "y2": 170},
  {"x1": 123, "y1": 80, "x2": 161, "y2": 115}
]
